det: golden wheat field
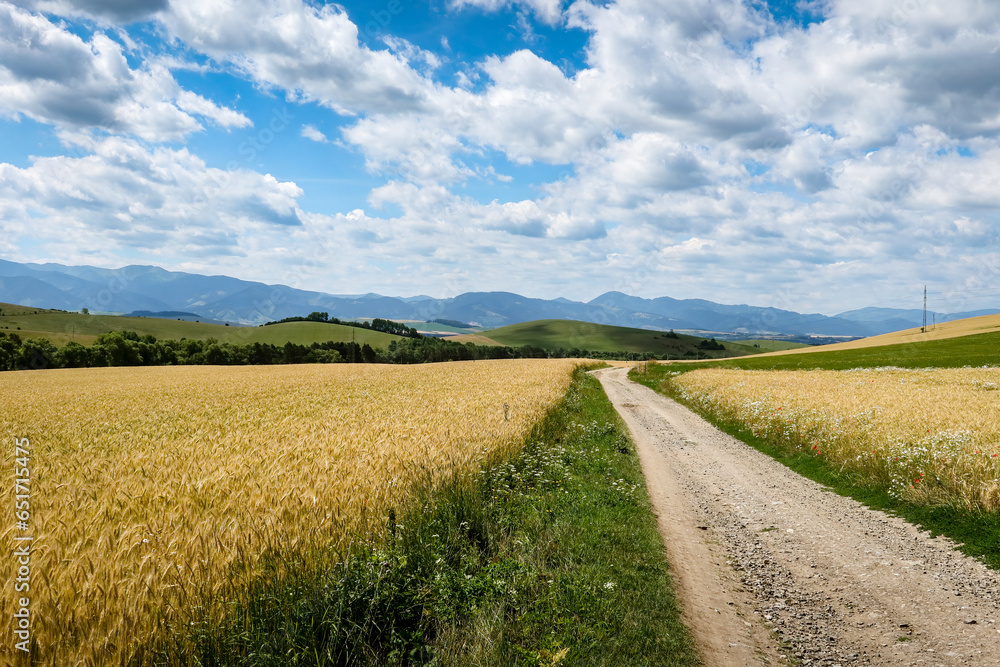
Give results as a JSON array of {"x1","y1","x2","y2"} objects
[
  {"x1": 0, "y1": 359, "x2": 578, "y2": 666},
  {"x1": 669, "y1": 367, "x2": 1000, "y2": 510}
]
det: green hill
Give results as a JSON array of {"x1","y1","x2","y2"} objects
[
  {"x1": 0, "y1": 305, "x2": 401, "y2": 348},
  {"x1": 0, "y1": 302, "x2": 67, "y2": 317},
  {"x1": 733, "y1": 339, "x2": 811, "y2": 352},
  {"x1": 483, "y1": 319, "x2": 757, "y2": 358}
]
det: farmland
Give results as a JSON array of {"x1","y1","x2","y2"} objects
[
  {"x1": 668, "y1": 367, "x2": 1000, "y2": 511},
  {"x1": 0, "y1": 359, "x2": 577, "y2": 665}
]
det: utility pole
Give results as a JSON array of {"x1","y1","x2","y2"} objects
[{"x1": 922, "y1": 285, "x2": 927, "y2": 333}]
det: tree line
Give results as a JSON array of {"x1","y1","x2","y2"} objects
[{"x1": 0, "y1": 329, "x2": 697, "y2": 373}]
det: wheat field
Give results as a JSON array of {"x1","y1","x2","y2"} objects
[
  {"x1": 0, "y1": 359, "x2": 578, "y2": 665},
  {"x1": 669, "y1": 367, "x2": 1000, "y2": 510}
]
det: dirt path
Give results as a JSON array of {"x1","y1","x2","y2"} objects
[{"x1": 594, "y1": 368, "x2": 1000, "y2": 666}]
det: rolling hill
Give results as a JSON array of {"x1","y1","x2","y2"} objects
[
  {"x1": 0, "y1": 304, "x2": 401, "y2": 348},
  {"x1": 477, "y1": 319, "x2": 759, "y2": 358}
]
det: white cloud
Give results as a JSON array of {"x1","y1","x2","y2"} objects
[
  {"x1": 381, "y1": 35, "x2": 442, "y2": 72},
  {"x1": 0, "y1": 136, "x2": 303, "y2": 266},
  {"x1": 174, "y1": 89, "x2": 251, "y2": 130},
  {"x1": 450, "y1": 0, "x2": 565, "y2": 25},
  {"x1": 749, "y1": 0, "x2": 1000, "y2": 149},
  {"x1": 0, "y1": 3, "x2": 249, "y2": 140},
  {"x1": 161, "y1": 0, "x2": 435, "y2": 116},
  {"x1": 343, "y1": 108, "x2": 474, "y2": 184},
  {"x1": 300, "y1": 124, "x2": 329, "y2": 143},
  {"x1": 11, "y1": 0, "x2": 167, "y2": 23}
]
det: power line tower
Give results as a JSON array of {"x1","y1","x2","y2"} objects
[{"x1": 922, "y1": 285, "x2": 927, "y2": 333}]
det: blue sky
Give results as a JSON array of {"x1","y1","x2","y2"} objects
[{"x1": 2, "y1": 0, "x2": 1000, "y2": 315}]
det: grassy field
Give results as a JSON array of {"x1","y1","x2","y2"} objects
[
  {"x1": 0, "y1": 305, "x2": 400, "y2": 347},
  {"x1": 480, "y1": 319, "x2": 757, "y2": 357},
  {"x1": 732, "y1": 339, "x2": 811, "y2": 352},
  {"x1": 0, "y1": 302, "x2": 66, "y2": 317},
  {"x1": 0, "y1": 360, "x2": 577, "y2": 665}
]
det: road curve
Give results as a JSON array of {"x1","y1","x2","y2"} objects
[{"x1": 593, "y1": 367, "x2": 1000, "y2": 666}]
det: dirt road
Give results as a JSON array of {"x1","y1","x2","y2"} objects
[{"x1": 594, "y1": 368, "x2": 1000, "y2": 666}]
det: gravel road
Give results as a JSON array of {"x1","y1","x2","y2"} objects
[{"x1": 594, "y1": 368, "x2": 1000, "y2": 666}]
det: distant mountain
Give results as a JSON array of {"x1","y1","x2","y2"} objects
[
  {"x1": 836, "y1": 306, "x2": 1000, "y2": 332},
  {"x1": 1, "y1": 259, "x2": 995, "y2": 337},
  {"x1": 587, "y1": 292, "x2": 871, "y2": 336}
]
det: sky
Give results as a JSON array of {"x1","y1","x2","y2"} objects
[{"x1": 1, "y1": 0, "x2": 999, "y2": 316}]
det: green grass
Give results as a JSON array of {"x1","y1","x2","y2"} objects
[
  {"x1": 732, "y1": 339, "x2": 810, "y2": 352},
  {"x1": 633, "y1": 355, "x2": 1000, "y2": 571},
  {"x1": 484, "y1": 319, "x2": 752, "y2": 358},
  {"x1": 148, "y1": 367, "x2": 700, "y2": 666},
  {"x1": 670, "y1": 330, "x2": 1000, "y2": 371},
  {"x1": 242, "y1": 322, "x2": 400, "y2": 347},
  {"x1": 0, "y1": 309, "x2": 401, "y2": 348},
  {"x1": 0, "y1": 302, "x2": 66, "y2": 316}
]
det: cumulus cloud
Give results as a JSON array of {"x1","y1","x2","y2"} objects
[
  {"x1": 300, "y1": 124, "x2": 329, "y2": 143},
  {"x1": 11, "y1": 0, "x2": 167, "y2": 23},
  {"x1": 0, "y1": 136, "x2": 303, "y2": 265},
  {"x1": 749, "y1": 0, "x2": 1000, "y2": 148},
  {"x1": 332, "y1": 0, "x2": 787, "y2": 185},
  {"x1": 0, "y1": 3, "x2": 249, "y2": 139},
  {"x1": 161, "y1": 0, "x2": 435, "y2": 116},
  {"x1": 450, "y1": 0, "x2": 565, "y2": 25}
]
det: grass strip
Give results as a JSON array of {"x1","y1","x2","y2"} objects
[
  {"x1": 143, "y1": 367, "x2": 700, "y2": 666},
  {"x1": 631, "y1": 366, "x2": 1000, "y2": 571}
]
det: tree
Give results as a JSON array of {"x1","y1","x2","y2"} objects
[
  {"x1": 360, "y1": 343, "x2": 377, "y2": 363},
  {"x1": 93, "y1": 332, "x2": 142, "y2": 366},
  {"x1": 81, "y1": 307, "x2": 89, "y2": 315},
  {"x1": 16, "y1": 339, "x2": 59, "y2": 371},
  {"x1": 697, "y1": 338, "x2": 725, "y2": 351},
  {"x1": 57, "y1": 341, "x2": 91, "y2": 368},
  {"x1": 282, "y1": 341, "x2": 309, "y2": 364},
  {"x1": 0, "y1": 332, "x2": 21, "y2": 370},
  {"x1": 203, "y1": 343, "x2": 231, "y2": 365},
  {"x1": 307, "y1": 348, "x2": 342, "y2": 363}
]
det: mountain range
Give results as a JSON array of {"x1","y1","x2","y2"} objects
[{"x1": 1, "y1": 259, "x2": 996, "y2": 338}]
